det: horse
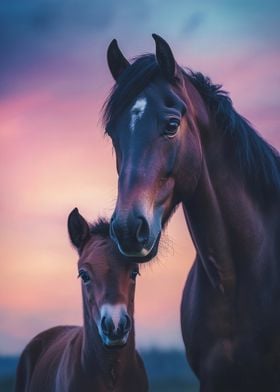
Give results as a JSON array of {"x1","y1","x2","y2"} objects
[
  {"x1": 103, "y1": 34, "x2": 280, "y2": 391},
  {"x1": 15, "y1": 208, "x2": 148, "y2": 392}
]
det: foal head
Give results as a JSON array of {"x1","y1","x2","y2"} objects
[
  {"x1": 105, "y1": 35, "x2": 209, "y2": 259},
  {"x1": 68, "y1": 208, "x2": 140, "y2": 348}
]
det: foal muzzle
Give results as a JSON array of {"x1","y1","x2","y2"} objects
[{"x1": 98, "y1": 304, "x2": 131, "y2": 348}]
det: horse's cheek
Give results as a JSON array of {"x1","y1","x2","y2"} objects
[{"x1": 177, "y1": 132, "x2": 202, "y2": 194}]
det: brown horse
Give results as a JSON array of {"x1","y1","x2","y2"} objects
[
  {"x1": 15, "y1": 208, "x2": 148, "y2": 392},
  {"x1": 104, "y1": 35, "x2": 280, "y2": 390}
]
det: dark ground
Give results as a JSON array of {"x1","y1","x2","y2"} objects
[{"x1": 0, "y1": 350, "x2": 199, "y2": 391}]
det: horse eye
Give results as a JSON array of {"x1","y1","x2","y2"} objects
[
  {"x1": 165, "y1": 118, "x2": 180, "y2": 137},
  {"x1": 78, "y1": 270, "x2": 91, "y2": 284},
  {"x1": 130, "y1": 269, "x2": 140, "y2": 281}
]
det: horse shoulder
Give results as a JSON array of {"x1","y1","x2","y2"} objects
[
  {"x1": 181, "y1": 256, "x2": 235, "y2": 375},
  {"x1": 180, "y1": 256, "x2": 200, "y2": 373}
]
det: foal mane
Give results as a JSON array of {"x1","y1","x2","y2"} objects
[
  {"x1": 90, "y1": 218, "x2": 110, "y2": 237},
  {"x1": 102, "y1": 53, "x2": 280, "y2": 203}
]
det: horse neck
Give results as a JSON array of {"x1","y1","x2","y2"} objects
[
  {"x1": 81, "y1": 291, "x2": 137, "y2": 387},
  {"x1": 182, "y1": 136, "x2": 268, "y2": 297}
]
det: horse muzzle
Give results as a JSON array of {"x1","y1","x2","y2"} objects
[{"x1": 110, "y1": 211, "x2": 161, "y2": 261}]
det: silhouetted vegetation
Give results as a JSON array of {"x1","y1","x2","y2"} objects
[
  {"x1": 0, "y1": 351, "x2": 199, "y2": 391},
  {"x1": 0, "y1": 376, "x2": 14, "y2": 392}
]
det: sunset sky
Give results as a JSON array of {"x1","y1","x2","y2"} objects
[{"x1": 0, "y1": 0, "x2": 279, "y2": 355}]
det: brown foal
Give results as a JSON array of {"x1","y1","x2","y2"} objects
[{"x1": 15, "y1": 208, "x2": 148, "y2": 392}]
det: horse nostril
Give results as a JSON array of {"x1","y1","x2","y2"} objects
[
  {"x1": 109, "y1": 213, "x2": 151, "y2": 255},
  {"x1": 136, "y1": 217, "x2": 150, "y2": 245},
  {"x1": 110, "y1": 217, "x2": 116, "y2": 240}
]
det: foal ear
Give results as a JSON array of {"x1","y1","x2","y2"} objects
[
  {"x1": 68, "y1": 208, "x2": 90, "y2": 251},
  {"x1": 152, "y1": 34, "x2": 178, "y2": 81},
  {"x1": 107, "y1": 39, "x2": 130, "y2": 81}
]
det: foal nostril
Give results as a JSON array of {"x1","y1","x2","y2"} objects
[
  {"x1": 136, "y1": 217, "x2": 150, "y2": 245},
  {"x1": 101, "y1": 316, "x2": 114, "y2": 336},
  {"x1": 118, "y1": 314, "x2": 131, "y2": 335},
  {"x1": 123, "y1": 314, "x2": 131, "y2": 333}
]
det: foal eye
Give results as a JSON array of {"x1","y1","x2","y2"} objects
[
  {"x1": 130, "y1": 269, "x2": 140, "y2": 281},
  {"x1": 78, "y1": 270, "x2": 91, "y2": 284},
  {"x1": 164, "y1": 118, "x2": 180, "y2": 137}
]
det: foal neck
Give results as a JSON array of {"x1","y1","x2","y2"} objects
[{"x1": 84, "y1": 327, "x2": 137, "y2": 389}]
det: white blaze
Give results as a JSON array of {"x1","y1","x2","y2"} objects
[{"x1": 130, "y1": 97, "x2": 147, "y2": 132}]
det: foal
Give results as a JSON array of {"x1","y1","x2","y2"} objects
[{"x1": 15, "y1": 208, "x2": 148, "y2": 392}]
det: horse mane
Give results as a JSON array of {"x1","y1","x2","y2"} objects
[
  {"x1": 90, "y1": 218, "x2": 110, "y2": 237},
  {"x1": 186, "y1": 70, "x2": 280, "y2": 202},
  {"x1": 102, "y1": 53, "x2": 280, "y2": 202}
]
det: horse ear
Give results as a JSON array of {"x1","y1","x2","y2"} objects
[
  {"x1": 68, "y1": 208, "x2": 90, "y2": 251},
  {"x1": 152, "y1": 34, "x2": 178, "y2": 81},
  {"x1": 107, "y1": 39, "x2": 130, "y2": 81}
]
